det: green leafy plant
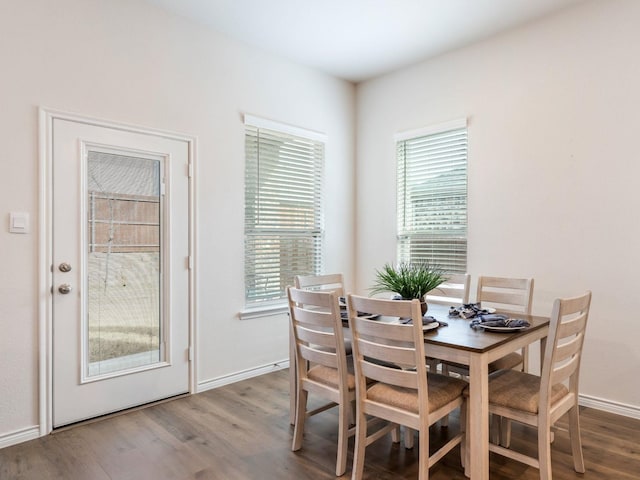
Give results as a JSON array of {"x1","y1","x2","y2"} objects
[{"x1": 370, "y1": 261, "x2": 446, "y2": 300}]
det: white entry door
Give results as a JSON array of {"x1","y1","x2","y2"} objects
[{"x1": 51, "y1": 117, "x2": 191, "y2": 428}]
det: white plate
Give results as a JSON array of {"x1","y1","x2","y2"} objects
[{"x1": 479, "y1": 325, "x2": 528, "y2": 332}]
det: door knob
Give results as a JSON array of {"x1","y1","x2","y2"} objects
[
  {"x1": 59, "y1": 262, "x2": 72, "y2": 272},
  {"x1": 58, "y1": 284, "x2": 72, "y2": 294}
]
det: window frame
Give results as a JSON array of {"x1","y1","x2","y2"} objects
[
  {"x1": 241, "y1": 115, "x2": 326, "y2": 319},
  {"x1": 395, "y1": 118, "x2": 468, "y2": 273}
]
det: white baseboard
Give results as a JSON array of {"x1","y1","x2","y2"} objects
[
  {"x1": 579, "y1": 394, "x2": 640, "y2": 420},
  {"x1": 0, "y1": 426, "x2": 40, "y2": 450},
  {"x1": 197, "y1": 359, "x2": 289, "y2": 392}
]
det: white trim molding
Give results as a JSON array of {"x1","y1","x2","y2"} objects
[
  {"x1": 579, "y1": 394, "x2": 640, "y2": 420},
  {"x1": 243, "y1": 113, "x2": 327, "y2": 143},
  {"x1": 239, "y1": 303, "x2": 289, "y2": 320},
  {"x1": 0, "y1": 426, "x2": 40, "y2": 450},
  {"x1": 197, "y1": 359, "x2": 289, "y2": 393},
  {"x1": 394, "y1": 117, "x2": 467, "y2": 142}
]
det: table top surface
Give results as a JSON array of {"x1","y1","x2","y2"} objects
[
  {"x1": 345, "y1": 302, "x2": 550, "y2": 354},
  {"x1": 419, "y1": 303, "x2": 549, "y2": 353}
]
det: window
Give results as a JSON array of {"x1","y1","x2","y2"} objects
[
  {"x1": 396, "y1": 119, "x2": 468, "y2": 273},
  {"x1": 244, "y1": 115, "x2": 325, "y2": 308}
]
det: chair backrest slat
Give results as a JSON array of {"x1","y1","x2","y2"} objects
[
  {"x1": 361, "y1": 361, "x2": 418, "y2": 389},
  {"x1": 299, "y1": 344, "x2": 339, "y2": 368},
  {"x1": 295, "y1": 325, "x2": 337, "y2": 349},
  {"x1": 554, "y1": 334, "x2": 583, "y2": 363},
  {"x1": 556, "y1": 314, "x2": 588, "y2": 338},
  {"x1": 349, "y1": 294, "x2": 415, "y2": 318},
  {"x1": 357, "y1": 337, "x2": 416, "y2": 366},
  {"x1": 351, "y1": 316, "x2": 414, "y2": 342},
  {"x1": 292, "y1": 305, "x2": 335, "y2": 328},
  {"x1": 477, "y1": 276, "x2": 534, "y2": 314},
  {"x1": 295, "y1": 273, "x2": 345, "y2": 296},
  {"x1": 550, "y1": 354, "x2": 581, "y2": 386}
]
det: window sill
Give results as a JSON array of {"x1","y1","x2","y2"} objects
[{"x1": 239, "y1": 303, "x2": 289, "y2": 320}]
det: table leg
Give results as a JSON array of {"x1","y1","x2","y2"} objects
[{"x1": 468, "y1": 352, "x2": 489, "y2": 480}]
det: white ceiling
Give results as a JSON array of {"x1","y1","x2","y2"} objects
[{"x1": 145, "y1": 0, "x2": 586, "y2": 83}]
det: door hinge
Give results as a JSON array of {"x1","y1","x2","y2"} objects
[
  {"x1": 186, "y1": 256, "x2": 193, "y2": 270},
  {"x1": 187, "y1": 163, "x2": 193, "y2": 178},
  {"x1": 188, "y1": 346, "x2": 193, "y2": 362},
  {"x1": 160, "y1": 182, "x2": 166, "y2": 195}
]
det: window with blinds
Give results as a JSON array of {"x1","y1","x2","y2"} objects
[
  {"x1": 244, "y1": 118, "x2": 324, "y2": 306},
  {"x1": 396, "y1": 121, "x2": 468, "y2": 273}
]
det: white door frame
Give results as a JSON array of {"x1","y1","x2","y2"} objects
[{"x1": 38, "y1": 108, "x2": 197, "y2": 435}]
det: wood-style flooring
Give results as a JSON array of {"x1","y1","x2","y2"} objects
[{"x1": 1, "y1": 369, "x2": 639, "y2": 479}]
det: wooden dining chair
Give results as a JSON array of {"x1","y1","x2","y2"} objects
[
  {"x1": 290, "y1": 274, "x2": 348, "y2": 424},
  {"x1": 287, "y1": 286, "x2": 354, "y2": 476},
  {"x1": 347, "y1": 294, "x2": 467, "y2": 480},
  {"x1": 486, "y1": 291, "x2": 592, "y2": 480},
  {"x1": 477, "y1": 276, "x2": 534, "y2": 372},
  {"x1": 424, "y1": 273, "x2": 470, "y2": 375},
  {"x1": 425, "y1": 273, "x2": 471, "y2": 305},
  {"x1": 444, "y1": 276, "x2": 534, "y2": 377}
]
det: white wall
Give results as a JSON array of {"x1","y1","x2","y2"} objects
[
  {"x1": 0, "y1": 0, "x2": 355, "y2": 442},
  {"x1": 355, "y1": 0, "x2": 640, "y2": 412}
]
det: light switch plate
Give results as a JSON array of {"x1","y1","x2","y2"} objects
[{"x1": 9, "y1": 212, "x2": 30, "y2": 234}]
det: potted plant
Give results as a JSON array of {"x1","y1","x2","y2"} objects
[{"x1": 370, "y1": 261, "x2": 446, "y2": 314}]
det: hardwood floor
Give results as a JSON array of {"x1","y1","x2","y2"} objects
[{"x1": 1, "y1": 370, "x2": 639, "y2": 479}]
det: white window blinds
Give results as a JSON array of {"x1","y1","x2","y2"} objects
[
  {"x1": 396, "y1": 121, "x2": 468, "y2": 273},
  {"x1": 244, "y1": 119, "x2": 325, "y2": 306}
]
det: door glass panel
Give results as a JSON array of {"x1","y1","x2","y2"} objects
[{"x1": 86, "y1": 150, "x2": 162, "y2": 377}]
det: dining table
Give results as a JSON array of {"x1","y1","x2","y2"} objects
[
  {"x1": 419, "y1": 303, "x2": 550, "y2": 479},
  {"x1": 289, "y1": 301, "x2": 551, "y2": 480}
]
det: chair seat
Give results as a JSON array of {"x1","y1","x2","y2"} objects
[
  {"x1": 488, "y1": 369, "x2": 569, "y2": 414},
  {"x1": 367, "y1": 373, "x2": 467, "y2": 413},
  {"x1": 488, "y1": 352, "x2": 523, "y2": 371},
  {"x1": 307, "y1": 364, "x2": 356, "y2": 390}
]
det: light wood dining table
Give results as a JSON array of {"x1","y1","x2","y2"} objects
[
  {"x1": 420, "y1": 303, "x2": 550, "y2": 479},
  {"x1": 289, "y1": 302, "x2": 550, "y2": 480}
]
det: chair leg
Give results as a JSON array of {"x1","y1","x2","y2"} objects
[
  {"x1": 490, "y1": 414, "x2": 501, "y2": 445},
  {"x1": 464, "y1": 402, "x2": 470, "y2": 477},
  {"x1": 336, "y1": 402, "x2": 349, "y2": 476},
  {"x1": 292, "y1": 388, "x2": 308, "y2": 451},
  {"x1": 391, "y1": 424, "x2": 401, "y2": 443},
  {"x1": 521, "y1": 345, "x2": 529, "y2": 373},
  {"x1": 418, "y1": 427, "x2": 429, "y2": 480},
  {"x1": 404, "y1": 427, "x2": 415, "y2": 449},
  {"x1": 500, "y1": 418, "x2": 512, "y2": 447},
  {"x1": 348, "y1": 399, "x2": 357, "y2": 426},
  {"x1": 289, "y1": 340, "x2": 296, "y2": 425},
  {"x1": 427, "y1": 358, "x2": 439, "y2": 372},
  {"x1": 568, "y1": 405, "x2": 585, "y2": 473},
  {"x1": 538, "y1": 421, "x2": 553, "y2": 480},
  {"x1": 351, "y1": 408, "x2": 368, "y2": 480},
  {"x1": 459, "y1": 402, "x2": 467, "y2": 470}
]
